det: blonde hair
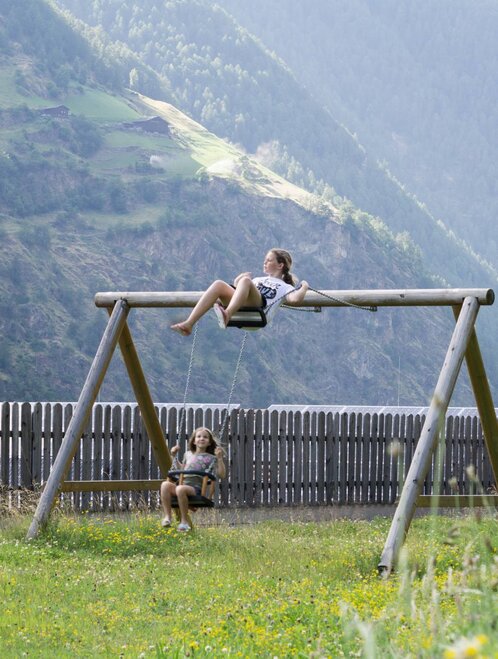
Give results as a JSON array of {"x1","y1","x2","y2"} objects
[{"x1": 270, "y1": 248, "x2": 297, "y2": 285}]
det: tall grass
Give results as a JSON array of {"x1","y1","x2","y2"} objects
[{"x1": 0, "y1": 512, "x2": 496, "y2": 657}]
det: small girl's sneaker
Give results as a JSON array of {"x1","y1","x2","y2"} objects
[
  {"x1": 177, "y1": 523, "x2": 191, "y2": 532},
  {"x1": 161, "y1": 517, "x2": 171, "y2": 527}
]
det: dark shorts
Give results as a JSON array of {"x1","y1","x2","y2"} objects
[{"x1": 182, "y1": 482, "x2": 202, "y2": 496}]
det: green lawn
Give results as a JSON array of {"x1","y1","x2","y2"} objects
[
  {"x1": 92, "y1": 130, "x2": 200, "y2": 177},
  {"x1": 62, "y1": 89, "x2": 140, "y2": 122},
  {"x1": 103, "y1": 131, "x2": 176, "y2": 150},
  {"x1": 0, "y1": 513, "x2": 496, "y2": 657}
]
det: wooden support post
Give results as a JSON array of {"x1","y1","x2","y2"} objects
[
  {"x1": 452, "y1": 306, "x2": 498, "y2": 483},
  {"x1": 378, "y1": 296, "x2": 480, "y2": 575},
  {"x1": 115, "y1": 318, "x2": 172, "y2": 476},
  {"x1": 26, "y1": 300, "x2": 129, "y2": 539}
]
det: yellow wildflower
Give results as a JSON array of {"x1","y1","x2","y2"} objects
[{"x1": 443, "y1": 634, "x2": 488, "y2": 659}]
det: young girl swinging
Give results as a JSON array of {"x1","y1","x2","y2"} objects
[
  {"x1": 160, "y1": 427, "x2": 226, "y2": 532},
  {"x1": 170, "y1": 248, "x2": 309, "y2": 335}
]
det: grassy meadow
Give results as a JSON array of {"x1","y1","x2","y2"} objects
[{"x1": 0, "y1": 511, "x2": 497, "y2": 657}]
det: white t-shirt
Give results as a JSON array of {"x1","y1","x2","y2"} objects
[{"x1": 252, "y1": 276, "x2": 296, "y2": 321}]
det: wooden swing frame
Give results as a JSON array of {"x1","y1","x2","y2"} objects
[{"x1": 27, "y1": 287, "x2": 498, "y2": 576}]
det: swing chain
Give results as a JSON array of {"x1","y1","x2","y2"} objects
[
  {"x1": 177, "y1": 323, "x2": 199, "y2": 441},
  {"x1": 218, "y1": 331, "x2": 248, "y2": 444},
  {"x1": 308, "y1": 285, "x2": 377, "y2": 312},
  {"x1": 282, "y1": 285, "x2": 377, "y2": 313}
]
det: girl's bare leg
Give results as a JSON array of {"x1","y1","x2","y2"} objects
[
  {"x1": 160, "y1": 480, "x2": 177, "y2": 523},
  {"x1": 223, "y1": 277, "x2": 262, "y2": 322},
  {"x1": 175, "y1": 484, "x2": 196, "y2": 525},
  {"x1": 171, "y1": 280, "x2": 235, "y2": 335}
]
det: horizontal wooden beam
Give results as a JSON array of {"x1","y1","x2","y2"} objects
[
  {"x1": 94, "y1": 288, "x2": 495, "y2": 309},
  {"x1": 417, "y1": 495, "x2": 498, "y2": 508},
  {"x1": 60, "y1": 479, "x2": 163, "y2": 492}
]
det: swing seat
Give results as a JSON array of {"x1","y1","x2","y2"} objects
[
  {"x1": 168, "y1": 469, "x2": 216, "y2": 508},
  {"x1": 226, "y1": 306, "x2": 267, "y2": 330}
]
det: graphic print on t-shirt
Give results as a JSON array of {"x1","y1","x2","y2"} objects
[
  {"x1": 256, "y1": 280, "x2": 280, "y2": 302},
  {"x1": 251, "y1": 276, "x2": 296, "y2": 321}
]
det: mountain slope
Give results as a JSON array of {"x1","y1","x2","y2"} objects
[
  {"x1": 0, "y1": 1, "x2": 494, "y2": 407},
  {"x1": 0, "y1": 82, "x2": 481, "y2": 407},
  {"x1": 214, "y1": 0, "x2": 498, "y2": 272},
  {"x1": 51, "y1": 0, "x2": 498, "y2": 291}
]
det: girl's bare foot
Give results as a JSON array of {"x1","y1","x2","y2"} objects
[{"x1": 170, "y1": 322, "x2": 192, "y2": 336}]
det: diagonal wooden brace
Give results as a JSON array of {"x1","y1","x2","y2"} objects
[
  {"x1": 378, "y1": 296, "x2": 480, "y2": 575},
  {"x1": 27, "y1": 300, "x2": 130, "y2": 539}
]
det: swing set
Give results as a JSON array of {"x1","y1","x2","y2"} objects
[{"x1": 26, "y1": 287, "x2": 498, "y2": 576}]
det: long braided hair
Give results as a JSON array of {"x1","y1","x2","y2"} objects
[{"x1": 270, "y1": 248, "x2": 298, "y2": 285}]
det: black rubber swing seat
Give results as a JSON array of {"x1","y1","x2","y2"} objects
[
  {"x1": 226, "y1": 306, "x2": 267, "y2": 330},
  {"x1": 168, "y1": 469, "x2": 216, "y2": 508}
]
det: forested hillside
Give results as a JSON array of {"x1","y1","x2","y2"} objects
[
  {"x1": 0, "y1": 0, "x2": 495, "y2": 407},
  {"x1": 215, "y1": 0, "x2": 498, "y2": 272},
  {"x1": 51, "y1": 0, "x2": 497, "y2": 290}
]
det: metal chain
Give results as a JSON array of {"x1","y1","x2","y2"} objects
[
  {"x1": 281, "y1": 304, "x2": 321, "y2": 313},
  {"x1": 177, "y1": 322, "x2": 199, "y2": 441},
  {"x1": 283, "y1": 286, "x2": 377, "y2": 313},
  {"x1": 214, "y1": 282, "x2": 301, "y2": 442},
  {"x1": 218, "y1": 331, "x2": 248, "y2": 444},
  {"x1": 267, "y1": 282, "x2": 376, "y2": 315},
  {"x1": 176, "y1": 322, "x2": 248, "y2": 447}
]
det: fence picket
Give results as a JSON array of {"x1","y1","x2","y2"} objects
[
  {"x1": 93, "y1": 405, "x2": 103, "y2": 509},
  {"x1": 52, "y1": 403, "x2": 63, "y2": 483},
  {"x1": 81, "y1": 411, "x2": 93, "y2": 511},
  {"x1": 390, "y1": 414, "x2": 400, "y2": 503},
  {"x1": 261, "y1": 410, "x2": 270, "y2": 505},
  {"x1": 286, "y1": 410, "x2": 294, "y2": 504},
  {"x1": 278, "y1": 411, "x2": 287, "y2": 505},
  {"x1": 317, "y1": 412, "x2": 325, "y2": 505},
  {"x1": 20, "y1": 403, "x2": 33, "y2": 488},
  {"x1": 11, "y1": 404, "x2": 19, "y2": 489},
  {"x1": 353, "y1": 413, "x2": 362, "y2": 504},
  {"x1": 246, "y1": 409, "x2": 255, "y2": 506},
  {"x1": 303, "y1": 412, "x2": 311, "y2": 505},
  {"x1": 310, "y1": 413, "x2": 317, "y2": 504},
  {"x1": 32, "y1": 403, "x2": 42, "y2": 486},
  {"x1": 382, "y1": 414, "x2": 393, "y2": 504},
  {"x1": 1, "y1": 402, "x2": 10, "y2": 486},
  {"x1": 42, "y1": 403, "x2": 52, "y2": 483},
  {"x1": 294, "y1": 412, "x2": 303, "y2": 505},
  {"x1": 331, "y1": 412, "x2": 340, "y2": 503},
  {"x1": 360, "y1": 413, "x2": 370, "y2": 503},
  {"x1": 270, "y1": 411, "x2": 279, "y2": 505},
  {"x1": 457, "y1": 417, "x2": 465, "y2": 492},
  {"x1": 347, "y1": 413, "x2": 356, "y2": 503},
  {"x1": 253, "y1": 409, "x2": 263, "y2": 506}
]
